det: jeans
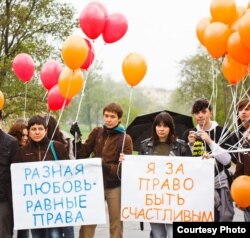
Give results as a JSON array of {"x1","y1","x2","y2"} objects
[
  {"x1": 31, "y1": 228, "x2": 62, "y2": 238},
  {"x1": 61, "y1": 226, "x2": 75, "y2": 238},
  {"x1": 150, "y1": 223, "x2": 173, "y2": 238},
  {"x1": 79, "y1": 186, "x2": 122, "y2": 238},
  {"x1": 17, "y1": 229, "x2": 29, "y2": 238}
]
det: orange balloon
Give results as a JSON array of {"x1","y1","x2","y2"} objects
[
  {"x1": 210, "y1": 0, "x2": 237, "y2": 24},
  {"x1": 58, "y1": 68, "x2": 84, "y2": 99},
  {"x1": 229, "y1": 6, "x2": 247, "y2": 32},
  {"x1": 62, "y1": 35, "x2": 88, "y2": 70},
  {"x1": 222, "y1": 55, "x2": 249, "y2": 85},
  {"x1": 196, "y1": 17, "x2": 211, "y2": 45},
  {"x1": 227, "y1": 31, "x2": 250, "y2": 65},
  {"x1": 0, "y1": 91, "x2": 4, "y2": 110},
  {"x1": 231, "y1": 175, "x2": 250, "y2": 208},
  {"x1": 203, "y1": 22, "x2": 230, "y2": 59},
  {"x1": 239, "y1": 11, "x2": 250, "y2": 50},
  {"x1": 122, "y1": 53, "x2": 147, "y2": 87}
]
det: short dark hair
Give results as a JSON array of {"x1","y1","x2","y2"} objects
[
  {"x1": 152, "y1": 112, "x2": 176, "y2": 144},
  {"x1": 27, "y1": 115, "x2": 47, "y2": 130},
  {"x1": 238, "y1": 98, "x2": 250, "y2": 112},
  {"x1": 192, "y1": 98, "x2": 212, "y2": 114},
  {"x1": 103, "y1": 102, "x2": 123, "y2": 119}
]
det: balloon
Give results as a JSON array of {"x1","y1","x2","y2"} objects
[
  {"x1": 62, "y1": 35, "x2": 88, "y2": 70},
  {"x1": 227, "y1": 31, "x2": 250, "y2": 65},
  {"x1": 81, "y1": 38, "x2": 95, "y2": 70},
  {"x1": 122, "y1": 53, "x2": 147, "y2": 87},
  {"x1": 79, "y1": 5, "x2": 106, "y2": 39},
  {"x1": 231, "y1": 175, "x2": 250, "y2": 208},
  {"x1": 40, "y1": 60, "x2": 63, "y2": 90},
  {"x1": 203, "y1": 22, "x2": 230, "y2": 59},
  {"x1": 0, "y1": 91, "x2": 4, "y2": 110},
  {"x1": 12, "y1": 53, "x2": 35, "y2": 82},
  {"x1": 210, "y1": 0, "x2": 237, "y2": 24},
  {"x1": 85, "y1": 1, "x2": 108, "y2": 16},
  {"x1": 222, "y1": 55, "x2": 249, "y2": 85},
  {"x1": 238, "y1": 12, "x2": 250, "y2": 50},
  {"x1": 58, "y1": 68, "x2": 84, "y2": 99},
  {"x1": 47, "y1": 85, "x2": 71, "y2": 111},
  {"x1": 196, "y1": 17, "x2": 211, "y2": 46},
  {"x1": 102, "y1": 13, "x2": 128, "y2": 43}
]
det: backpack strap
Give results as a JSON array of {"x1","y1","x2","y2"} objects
[{"x1": 50, "y1": 141, "x2": 58, "y2": 161}]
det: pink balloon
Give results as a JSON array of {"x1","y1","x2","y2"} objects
[
  {"x1": 79, "y1": 5, "x2": 106, "y2": 39},
  {"x1": 86, "y1": 1, "x2": 108, "y2": 16},
  {"x1": 47, "y1": 85, "x2": 71, "y2": 111},
  {"x1": 40, "y1": 60, "x2": 63, "y2": 90},
  {"x1": 12, "y1": 53, "x2": 35, "y2": 82},
  {"x1": 81, "y1": 39, "x2": 95, "y2": 70},
  {"x1": 102, "y1": 13, "x2": 128, "y2": 43}
]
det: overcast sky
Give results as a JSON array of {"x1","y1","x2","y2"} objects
[{"x1": 62, "y1": 0, "x2": 249, "y2": 90}]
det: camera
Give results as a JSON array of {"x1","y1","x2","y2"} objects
[{"x1": 194, "y1": 131, "x2": 202, "y2": 140}]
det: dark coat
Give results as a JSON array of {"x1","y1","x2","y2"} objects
[
  {"x1": 74, "y1": 127, "x2": 133, "y2": 189},
  {"x1": 0, "y1": 129, "x2": 19, "y2": 202},
  {"x1": 13, "y1": 137, "x2": 69, "y2": 163},
  {"x1": 139, "y1": 137, "x2": 192, "y2": 157}
]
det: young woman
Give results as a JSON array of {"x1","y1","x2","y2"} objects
[
  {"x1": 13, "y1": 115, "x2": 69, "y2": 238},
  {"x1": 139, "y1": 112, "x2": 191, "y2": 238},
  {"x1": 8, "y1": 121, "x2": 29, "y2": 238}
]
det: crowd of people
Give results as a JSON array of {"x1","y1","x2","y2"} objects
[{"x1": 0, "y1": 98, "x2": 250, "y2": 238}]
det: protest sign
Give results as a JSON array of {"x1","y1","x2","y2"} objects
[
  {"x1": 11, "y1": 158, "x2": 106, "y2": 229},
  {"x1": 121, "y1": 155, "x2": 214, "y2": 223}
]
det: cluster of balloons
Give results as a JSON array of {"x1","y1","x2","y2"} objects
[
  {"x1": 196, "y1": 0, "x2": 250, "y2": 85},
  {"x1": 231, "y1": 175, "x2": 250, "y2": 208},
  {"x1": 79, "y1": 1, "x2": 128, "y2": 44}
]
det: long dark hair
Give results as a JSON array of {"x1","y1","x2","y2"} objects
[
  {"x1": 152, "y1": 112, "x2": 176, "y2": 144},
  {"x1": 44, "y1": 115, "x2": 66, "y2": 145}
]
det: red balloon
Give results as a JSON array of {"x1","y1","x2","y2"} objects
[
  {"x1": 81, "y1": 39, "x2": 95, "y2": 70},
  {"x1": 79, "y1": 5, "x2": 105, "y2": 39},
  {"x1": 47, "y1": 85, "x2": 71, "y2": 111},
  {"x1": 12, "y1": 53, "x2": 35, "y2": 82},
  {"x1": 40, "y1": 60, "x2": 63, "y2": 90},
  {"x1": 102, "y1": 13, "x2": 128, "y2": 43},
  {"x1": 86, "y1": 1, "x2": 108, "y2": 16}
]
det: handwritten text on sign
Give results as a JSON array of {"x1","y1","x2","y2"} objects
[
  {"x1": 11, "y1": 158, "x2": 106, "y2": 229},
  {"x1": 121, "y1": 155, "x2": 214, "y2": 223}
]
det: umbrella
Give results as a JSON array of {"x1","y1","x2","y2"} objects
[{"x1": 126, "y1": 110, "x2": 194, "y2": 151}]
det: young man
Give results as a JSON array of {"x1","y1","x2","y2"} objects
[
  {"x1": 231, "y1": 98, "x2": 250, "y2": 221},
  {"x1": 182, "y1": 98, "x2": 234, "y2": 222},
  {"x1": 70, "y1": 102, "x2": 133, "y2": 238},
  {"x1": 0, "y1": 110, "x2": 19, "y2": 238}
]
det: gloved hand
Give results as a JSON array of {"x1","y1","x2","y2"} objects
[{"x1": 70, "y1": 122, "x2": 82, "y2": 138}]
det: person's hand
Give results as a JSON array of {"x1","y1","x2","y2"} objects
[
  {"x1": 70, "y1": 122, "x2": 82, "y2": 138},
  {"x1": 119, "y1": 153, "x2": 125, "y2": 162},
  {"x1": 188, "y1": 131, "x2": 196, "y2": 145},
  {"x1": 199, "y1": 130, "x2": 213, "y2": 145}
]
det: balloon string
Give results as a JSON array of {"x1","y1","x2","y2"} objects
[
  {"x1": 74, "y1": 70, "x2": 88, "y2": 123},
  {"x1": 23, "y1": 83, "x2": 28, "y2": 121},
  {"x1": 121, "y1": 86, "x2": 133, "y2": 153}
]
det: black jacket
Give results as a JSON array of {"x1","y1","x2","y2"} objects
[
  {"x1": 0, "y1": 130, "x2": 19, "y2": 202},
  {"x1": 139, "y1": 138, "x2": 192, "y2": 156}
]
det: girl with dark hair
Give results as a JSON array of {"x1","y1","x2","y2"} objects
[{"x1": 139, "y1": 112, "x2": 191, "y2": 238}]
